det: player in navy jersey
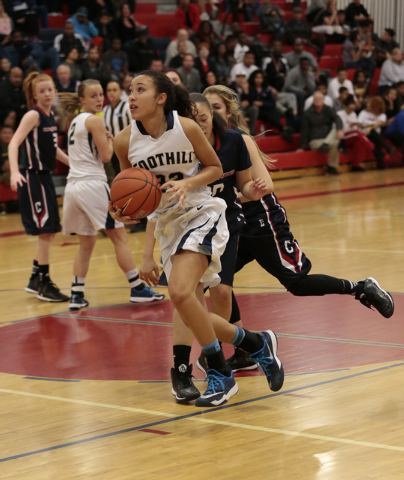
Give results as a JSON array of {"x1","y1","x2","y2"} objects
[
  {"x1": 9, "y1": 72, "x2": 70, "y2": 302},
  {"x1": 202, "y1": 85, "x2": 394, "y2": 372},
  {"x1": 109, "y1": 71, "x2": 284, "y2": 407}
]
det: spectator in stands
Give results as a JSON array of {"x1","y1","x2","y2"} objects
[
  {"x1": 304, "y1": 83, "x2": 333, "y2": 111},
  {"x1": 212, "y1": 43, "x2": 231, "y2": 85},
  {"x1": 0, "y1": 0, "x2": 12, "y2": 45},
  {"x1": 343, "y1": 30, "x2": 362, "y2": 67},
  {"x1": 376, "y1": 29, "x2": 399, "y2": 55},
  {"x1": 306, "y1": 0, "x2": 326, "y2": 24},
  {"x1": 357, "y1": 18, "x2": 378, "y2": 47},
  {"x1": 55, "y1": 64, "x2": 79, "y2": 93},
  {"x1": 12, "y1": 1, "x2": 39, "y2": 37},
  {"x1": 258, "y1": 0, "x2": 285, "y2": 41},
  {"x1": 175, "y1": 0, "x2": 201, "y2": 32},
  {"x1": 149, "y1": 58, "x2": 164, "y2": 72},
  {"x1": 104, "y1": 38, "x2": 128, "y2": 82},
  {"x1": 263, "y1": 40, "x2": 288, "y2": 92},
  {"x1": 385, "y1": 109, "x2": 404, "y2": 156},
  {"x1": 284, "y1": 57, "x2": 316, "y2": 114},
  {"x1": 225, "y1": 34, "x2": 238, "y2": 65},
  {"x1": 120, "y1": 74, "x2": 133, "y2": 100},
  {"x1": 194, "y1": 42, "x2": 216, "y2": 90},
  {"x1": 67, "y1": 7, "x2": 99, "y2": 43},
  {"x1": 230, "y1": 50, "x2": 258, "y2": 83},
  {"x1": 127, "y1": 27, "x2": 159, "y2": 73},
  {"x1": 95, "y1": 10, "x2": 117, "y2": 52},
  {"x1": 383, "y1": 88, "x2": 400, "y2": 125},
  {"x1": 87, "y1": 0, "x2": 115, "y2": 22},
  {"x1": 229, "y1": 73, "x2": 258, "y2": 135},
  {"x1": 54, "y1": 21, "x2": 86, "y2": 63},
  {"x1": 165, "y1": 29, "x2": 197, "y2": 67},
  {"x1": 115, "y1": 3, "x2": 137, "y2": 48},
  {"x1": 345, "y1": 0, "x2": 371, "y2": 29},
  {"x1": 165, "y1": 68, "x2": 183, "y2": 85},
  {"x1": 353, "y1": 69, "x2": 369, "y2": 106},
  {"x1": 333, "y1": 86, "x2": 349, "y2": 112},
  {"x1": 337, "y1": 94, "x2": 374, "y2": 172},
  {"x1": 285, "y1": 38, "x2": 318, "y2": 70},
  {"x1": 3, "y1": 29, "x2": 33, "y2": 70},
  {"x1": 234, "y1": 31, "x2": 251, "y2": 64},
  {"x1": 193, "y1": 20, "x2": 219, "y2": 51},
  {"x1": 177, "y1": 53, "x2": 201, "y2": 93},
  {"x1": 337, "y1": 9, "x2": 350, "y2": 35},
  {"x1": 328, "y1": 66, "x2": 355, "y2": 102},
  {"x1": 0, "y1": 57, "x2": 10, "y2": 81},
  {"x1": 396, "y1": 81, "x2": 404, "y2": 110},
  {"x1": 81, "y1": 46, "x2": 109, "y2": 87},
  {"x1": 299, "y1": 91, "x2": 344, "y2": 175},
  {"x1": 169, "y1": 40, "x2": 189, "y2": 69},
  {"x1": 312, "y1": 0, "x2": 343, "y2": 37},
  {"x1": 0, "y1": 125, "x2": 13, "y2": 187},
  {"x1": 62, "y1": 47, "x2": 83, "y2": 81},
  {"x1": 379, "y1": 48, "x2": 404, "y2": 94},
  {"x1": 0, "y1": 67, "x2": 26, "y2": 128},
  {"x1": 249, "y1": 69, "x2": 293, "y2": 142},
  {"x1": 285, "y1": 7, "x2": 311, "y2": 46},
  {"x1": 206, "y1": 71, "x2": 217, "y2": 87},
  {"x1": 358, "y1": 96, "x2": 389, "y2": 168}
]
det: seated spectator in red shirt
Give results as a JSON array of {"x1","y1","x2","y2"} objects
[{"x1": 175, "y1": 0, "x2": 201, "y2": 32}]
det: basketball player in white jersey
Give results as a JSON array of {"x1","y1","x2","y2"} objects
[
  {"x1": 109, "y1": 71, "x2": 284, "y2": 407},
  {"x1": 58, "y1": 79, "x2": 164, "y2": 311}
]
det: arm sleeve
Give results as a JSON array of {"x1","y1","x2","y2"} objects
[{"x1": 89, "y1": 22, "x2": 99, "y2": 37}]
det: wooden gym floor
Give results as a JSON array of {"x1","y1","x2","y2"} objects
[{"x1": 0, "y1": 168, "x2": 403, "y2": 479}]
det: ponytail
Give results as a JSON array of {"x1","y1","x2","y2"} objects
[
  {"x1": 203, "y1": 85, "x2": 274, "y2": 168},
  {"x1": 23, "y1": 71, "x2": 55, "y2": 110},
  {"x1": 58, "y1": 79, "x2": 101, "y2": 119}
]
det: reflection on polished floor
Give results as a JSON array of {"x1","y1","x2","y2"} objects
[{"x1": 0, "y1": 169, "x2": 403, "y2": 479}]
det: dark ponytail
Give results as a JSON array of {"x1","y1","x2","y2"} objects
[
  {"x1": 190, "y1": 92, "x2": 228, "y2": 137},
  {"x1": 137, "y1": 70, "x2": 196, "y2": 120}
]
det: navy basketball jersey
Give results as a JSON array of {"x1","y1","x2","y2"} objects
[
  {"x1": 22, "y1": 106, "x2": 58, "y2": 171},
  {"x1": 209, "y1": 128, "x2": 251, "y2": 233}
]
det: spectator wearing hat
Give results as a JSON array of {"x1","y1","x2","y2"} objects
[
  {"x1": 285, "y1": 38, "x2": 318, "y2": 70},
  {"x1": 54, "y1": 21, "x2": 87, "y2": 62},
  {"x1": 67, "y1": 7, "x2": 99, "y2": 43},
  {"x1": 126, "y1": 28, "x2": 159, "y2": 73},
  {"x1": 285, "y1": 7, "x2": 311, "y2": 46}
]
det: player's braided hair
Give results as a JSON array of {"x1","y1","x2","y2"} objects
[
  {"x1": 190, "y1": 92, "x2": 228, "y2": 137},
  {"x1": 203, "y1": 85, "x2": 274, "y2": 168},
  {"x1": 138, "y1": 70, "x2": 196, "y2": 121},
  {"x1": 23, "y1": 71, "x2": 55, "y2": 110},
  {"x1": 58, "y1": 79, "x2": 101, "y2": 118}
]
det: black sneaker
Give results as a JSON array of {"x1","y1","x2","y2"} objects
[
  {"x1": 318, "y1": 143, "x2": 331, "y2": 154},
  {"x1": 338, "y1": 139, "x2": 348, "y2": 156},
  {"x1": 37, "y1": 281, "x2": 69, "y2": 302},
  {"x1": 326, "y1": 166, "x2": 339, "y2": 175},
  {"x1": 351, "y1": 166, "x2": 366, "y2": 172},
  {"x1": 171, "y1": 365, "x2": 200, "y2": 404},
  {"x1": 356, "y1": 277, "x2": 394, "y2": 318},
  {"x1": 281, "y1": 128, "x2": 294, "y2": 144},
  {"x1": 25, "y1": 276, "x2": 40, "y2": 294},
  {"x1": 69, "y1": 294, "x2": 89, "y2": 311},
  {"x1": 227, "y1": 347, "x2": 259, "y2": 372},
  {"x1": 196, "y1": 351, "x2": 208, "y2": 375}
]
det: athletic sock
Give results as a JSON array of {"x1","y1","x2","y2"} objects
[
  {"x1": 30, "y1": 259, "x2": 39, "y2": 280},
  {"x1": 202, "y1": 339, "x2": 231, "y2": 376},
  {"x1": 173, "y1": 345, "x2": 191, "y2": 372},
  {"x1": 229, "y1": 291, "x2": 241, "y2": 324},
  {"x1": 38, "y1": 264, "x2": 50, "y2": 284},
  {"x1": 236, "y1": 329, "x2": 264, "y2": 354},
  {"x1": 71, "y1": 276, "x2": 85, "y2": 298},
  {"x1": 125, "y1": 268, "x2": 143, "y2": 290},
  {"x1": 342, "y1": 279, "x2": 365, "y2": 296}
]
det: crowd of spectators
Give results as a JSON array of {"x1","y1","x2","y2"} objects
[{"x1": 1, "y1": 0, "x2": 404, "y2": 204}]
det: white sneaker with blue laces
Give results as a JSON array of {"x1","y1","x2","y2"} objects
[
  {"x1": 195, "y1": 369, "x2": 238, "y2": 407},
  {"x1": 129, "y1": 284, "x2": 165, "y2": 303}
]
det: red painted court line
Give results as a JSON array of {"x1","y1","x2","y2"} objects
[
  {"x1": 0, "y1": 230, "x2": 25, "y2": 238},
  {"x1": 285, "y1": 393, "x2": 315, "y2": 399},
  {"x1": 278, "y1": 181, "x2": 404, "y2": 201},
  {"x1": 139, "y1": 428, "x2": 171, "y2": 435}
]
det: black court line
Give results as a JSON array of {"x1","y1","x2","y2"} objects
[{"x1": 1, "y1": 361, "x2": 403, "y2": 463}]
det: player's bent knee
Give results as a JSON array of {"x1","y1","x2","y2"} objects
[{"x1": 168, "y1": 285, "x2": 194, "y2": 308}]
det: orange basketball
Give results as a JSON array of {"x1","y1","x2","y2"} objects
[{"x1": 110, "y1": 168, "x2": 162, "y2": 219}]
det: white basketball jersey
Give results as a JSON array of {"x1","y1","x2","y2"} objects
[
  {"x1": 67, "y1": 112, "x2": 107, "y2": 183},
  {"x1": 128, "y1": 110, "x2": 210, "y2": 218}
]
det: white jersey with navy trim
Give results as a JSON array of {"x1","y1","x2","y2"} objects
[
  {"x1": 67, "y1": 112, "x2": 107, "y2": 183},
  {"x1": 127, "y1": 110, "x2": 210, "y2": 220},
  {"x1": 103, "y1": 100, "x2": 131, "y2": 136}
]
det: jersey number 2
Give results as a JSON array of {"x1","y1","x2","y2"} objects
[{"x1": 68, "y1": 123, "x2": 76, "y2": 145}]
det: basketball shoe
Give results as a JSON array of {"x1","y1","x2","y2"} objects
[
  {"x1": 249, "y1": 330, "x2": 284, "y2": 392},
  {"x1": 171, "y1": 364, "x2": 200, "y2": 404},
  {"x1": 195, "y1": 369, "x2": 238, "y2": 407},
  {"x1": 69, "y1": 294, "x2": 89, "y2": 311},
  {"x1": 356, "y1": 277, "x2": 394, "y2": 318},
  {"x1": 37, "y1": 280, "x2": 69, "y2": 302},
  {"x1": 196, "y1": 351, "x2": 208, "y2": 375},
  {"x1": 227, "y1": 347, "x2": 259, "y2": 372},
  {"x1": 25, "y1": 275, "x2": 40, "y2": 294},
  {"x1": 129, "y1": 284, "x2": 165, "y2": 303}
]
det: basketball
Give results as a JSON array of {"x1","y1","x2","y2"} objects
[{"x1": 110, "y1": 168, "x2": 162, "y2": 219}]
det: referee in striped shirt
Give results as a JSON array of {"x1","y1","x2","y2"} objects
[{"x1": 103, "y1": 81, "x2": 131, "y2": 175}]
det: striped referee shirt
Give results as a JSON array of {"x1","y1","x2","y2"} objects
[{"x1": 102, "y1": 100, "x2": 131, "y2": 136}]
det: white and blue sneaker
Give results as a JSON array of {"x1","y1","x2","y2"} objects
[
  {"x1": 195, "y1": 369, "x2": 238, "y2": 407},
  {"x1": 129, "y1": 284, "x2": 165, "y2": 303},
  {"x1": 69, "y1": 294, "x2": 89, "y2": 311},
  {"x1": 249, "y1": 330, "x2": 284, "y2": 392}
]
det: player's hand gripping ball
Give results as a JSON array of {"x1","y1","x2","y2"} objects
[{"x1": 110, "y1": 168, "x2": 162, "y2": 219}]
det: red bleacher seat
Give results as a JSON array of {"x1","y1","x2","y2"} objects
[
  {"x1": 148, "y1": 21, "x2": 177, "y2": 38},
  {"x1": 257, "y1": 34, "x2": 272, "y2": 45},
  {"x1": 319, "y1": 56, "x2": 342, "y2": 70},
  {"x1": 347, "y1": 68, "x2": 356, "y2": 81},
  {"x1": 48, "y1": 14, "x2": 69, "y2": 29},
  {"x1": 0, "y1": 184, "x2": 18, "y2": 202},
  {"x1": 283, "y1": 11, "x2": 294, "y2": 21},
  {"x1": 255, "y1": 118, "x2": 286, "y2": 135},
  {"x1": 136, "y1": 3, "x2": 157, "y2": 14},
  {"x1": 256, "y1": 134, "x2": 301, "y2": 152},
  {"x1": 241, "y1": 22, "x2": 260, "y2": 36},
  {"x1": 323, "y1": 44, "x2": 343, "y2": 56},
  {"x1": 369, "y1": 68, "x2": 381, "y2": 95}
]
